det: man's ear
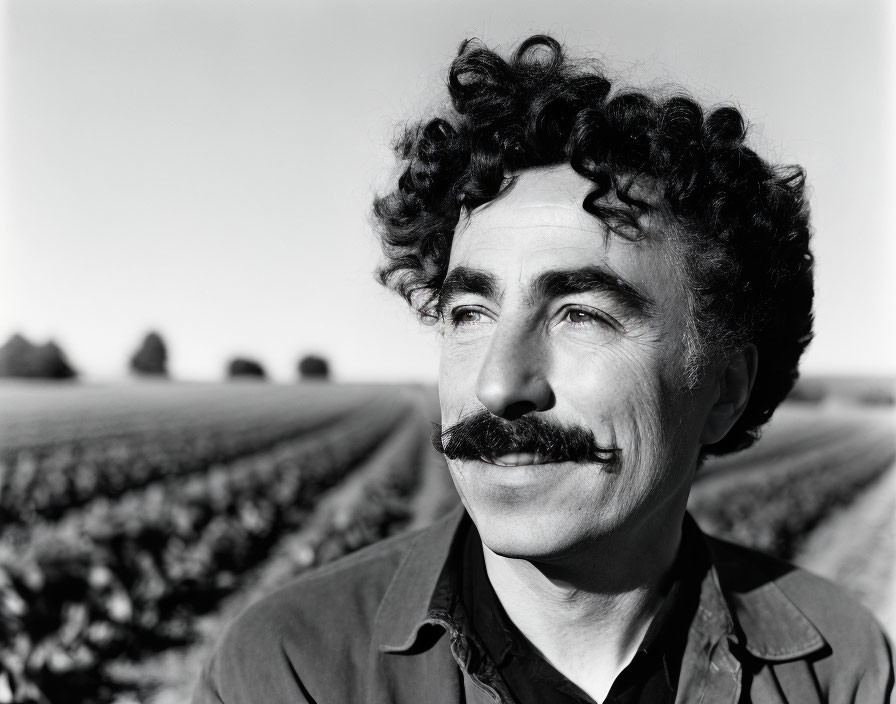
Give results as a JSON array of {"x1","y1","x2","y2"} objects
[{"x1": 700, "y1": 344, "x2": 758, "y2": 446}]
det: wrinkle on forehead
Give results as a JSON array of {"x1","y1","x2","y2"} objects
[
  {"x1": 456, "y1": 165, "x2": 602, "y2": 238},
  {"x1": 454, "y1": 164, "x2": 671, "y2": 248}
]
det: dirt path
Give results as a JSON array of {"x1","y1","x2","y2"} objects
[{"x1": 795, "y1": 461, "x2": 896, "y2": 639}]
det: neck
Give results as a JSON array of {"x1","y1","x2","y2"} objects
[{"x1": 481, "y1": 512, "x2": 683, "y2": 702}]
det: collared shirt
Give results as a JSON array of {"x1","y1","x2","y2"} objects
[
  {"x1": 194, "y1": 506, "x2": 895, "y2": 704},
  {"x1": 457, "y1": 517, "x2": 707, "y2": 704}
]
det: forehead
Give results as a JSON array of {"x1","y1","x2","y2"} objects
[
  {"x1": 448, "y1": 165, "x2": 676, "y2": 285},
  {"x1": 458, "y1": 164, "x2": 607, "y2": 234}
]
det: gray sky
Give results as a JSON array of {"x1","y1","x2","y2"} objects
[{"x1": 2, "y1": 0, "x2": 893, "y2": 381}]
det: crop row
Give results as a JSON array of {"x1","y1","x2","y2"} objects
[
  {"x1": 698, "y1": 406, "x2": 884, "y2": 483},
  {"x1": 0, "y1": 395, "x2": 397, "y2": 526},
  {"x1": 689, "y1": 425, "x2": 895, "y2": 559},
  {"x1": 0, "y1": 384, "x2": 381, "y2": 454},
  {"x1": 113, "y1": 406, "x2": 434, "y2": 703},
  {"x1": 0, "y1": 399, "x2": 418, "y2": 704},
  {"x1": 246, "y1": 410, "x2": 427, "y2": 597}
]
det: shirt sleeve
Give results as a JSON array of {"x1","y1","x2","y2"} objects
[
  {"x1": 189, "y1": 607, "x2": 315, "y2": 704},
  {"x1": 192, "y1": 659, "x2": 227, "y2": 704},
  {"x1": 855, "y1": 627, "x2": 895, "y2": 704},
  {"x1": 822, "y1": 621, "x2": 895, "y2": 704}
]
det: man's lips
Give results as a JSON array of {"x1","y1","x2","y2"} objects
[{"x1": 478, "y1": 452, "x2": 561, "y2": 467}]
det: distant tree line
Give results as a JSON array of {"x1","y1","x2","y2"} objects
[
  {"x1": 0, "y1": 332, "x2": 330, "y2": 382},
  {"x1": 130, "y1": 331, "x2": 168, "y2": 376},
  {"x1": 0, "y1": 334, "x2": 76, "y2": 379},
  {"x1": 298, "y1": 355, "x2": 329, "y2": 380},
  {"x1": 228, "y1": 357, "x2": 266, "y2": 379}
]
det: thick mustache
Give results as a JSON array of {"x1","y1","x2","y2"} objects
[{"x1": 432, "y1": 410, "x2": 618, "y2": 464}]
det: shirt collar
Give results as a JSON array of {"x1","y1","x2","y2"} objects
[
  {"x1": 701, "y1": 525, "x2": 827, "y2": 660},
  {"x1": 374, "y1": 505, "x2": 467, "y2": 654},
  {"x1": 376, "y1": 506, "x2": 826, "y2": 663}
]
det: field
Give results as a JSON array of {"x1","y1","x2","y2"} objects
[{"x1": 0, "y1": 380, "x2": 893, "y2": 703}]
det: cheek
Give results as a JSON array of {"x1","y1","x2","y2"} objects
[
  {"x1": 438, "y1": 334, "x2": 486, "y2": 420},
  {"x1": 550, "y1": 342, "x2": 680, "y2": 474},
  {"x1": 552, "y1": 342, "x2": 666, "y2": 421}
]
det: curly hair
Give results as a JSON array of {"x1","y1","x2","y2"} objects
[{"x1": 373, "y1": 35, "x2": 814, "y2": 456}]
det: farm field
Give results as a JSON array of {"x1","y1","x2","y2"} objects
[{"x1": 0, "y1": 380, "x2": 893, "y2": 704}]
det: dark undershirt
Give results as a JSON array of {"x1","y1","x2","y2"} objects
[{"x1": 459, "y1": 524, "x2": 701, "y2": 704}]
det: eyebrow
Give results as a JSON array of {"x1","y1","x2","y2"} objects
[
  {"x1": 437, "y1": 266, "x2": 500, "y2": 315},
  {"x1": 437, "y1": 264, "x2": 655, "y2": 319},
  {"x1": 530, "y1": 267, "x2": 655, "y2": 318}
]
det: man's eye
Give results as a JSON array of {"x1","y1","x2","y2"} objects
[
  {"x1": 563, "y1": 308, "x2": 599, "y2": 326},
  {"x1": 451, "y1": 308, "x2": 484, "y2": 326},
  {"x1": 561, "y1": 307, "x2": 616, "y2": 330},
  {"x1": 565, "y1": 310, "x2": 594, "y2": 325}
]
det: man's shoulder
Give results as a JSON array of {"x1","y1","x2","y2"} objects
[
  {"x1": 705, "y1": 533, "x2": 886, "y2": 642},
  {"x1": 703, "y1": 532, "x2": 894, "y2": 701},
  {"x1": 196, "y1": 520, "x2": 447, "y2": 704},
  {"x1": 228, "y1": 522, "x2": 426, "y2": 647}
]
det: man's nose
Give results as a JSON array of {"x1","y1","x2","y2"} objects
[{"x1": 475, "y1": 324, "x2": 554, "y2": 420}]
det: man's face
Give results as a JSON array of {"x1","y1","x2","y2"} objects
[{"x1": 437, "y1": 165, "x2": 719, "y2": 562}]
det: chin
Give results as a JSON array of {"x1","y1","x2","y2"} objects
[
  {"x1": 448, "y1": 457, "x2": 626, "y2": 558},
  {"x1": 463, "y1": 495, "x2": 619, "y2": 562}
]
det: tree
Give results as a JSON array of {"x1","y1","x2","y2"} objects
[
  {"x1": 227, "y1": 357, "x2": 267, "y2": 380},
  {"x1": 0, "y1": 333, "x2": 77, "y2": 379},
  {"x1": 130, "y1": 331, "x2": 168, "y2": 377},
  {"x1": 297, "y1": 354, "x2": 329, "y2": 381}
]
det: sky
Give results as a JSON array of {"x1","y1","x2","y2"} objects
[{"x1": 1, "y1": 0, "x2": 894, "y2": 382}]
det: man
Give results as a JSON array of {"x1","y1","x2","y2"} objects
[{"x1": 194, "y1": 35, "x2": 893, "y2": 703}]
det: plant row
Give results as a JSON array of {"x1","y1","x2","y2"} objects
[
  {"x1": 689, "y1": 427, "x2": 895, "y2": 559},
  {"x1": 0, "y1": 395, "x2": 395, "y2": 526},
  {"x1": 0, "y1": 383, "x2": 385, "y2": 454},
  {"x1": 2, "y1": 400, "x2": 318, "y2": 457},
  {"x1": 247, "y1": 411, "x2": 428, "y2": 598},
  {"x1": 118, "y1": 409, "x2": 433, "y2": 704},
  {"x1": 0, "y1": 400, "x2": 418, "y2": 704}
]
